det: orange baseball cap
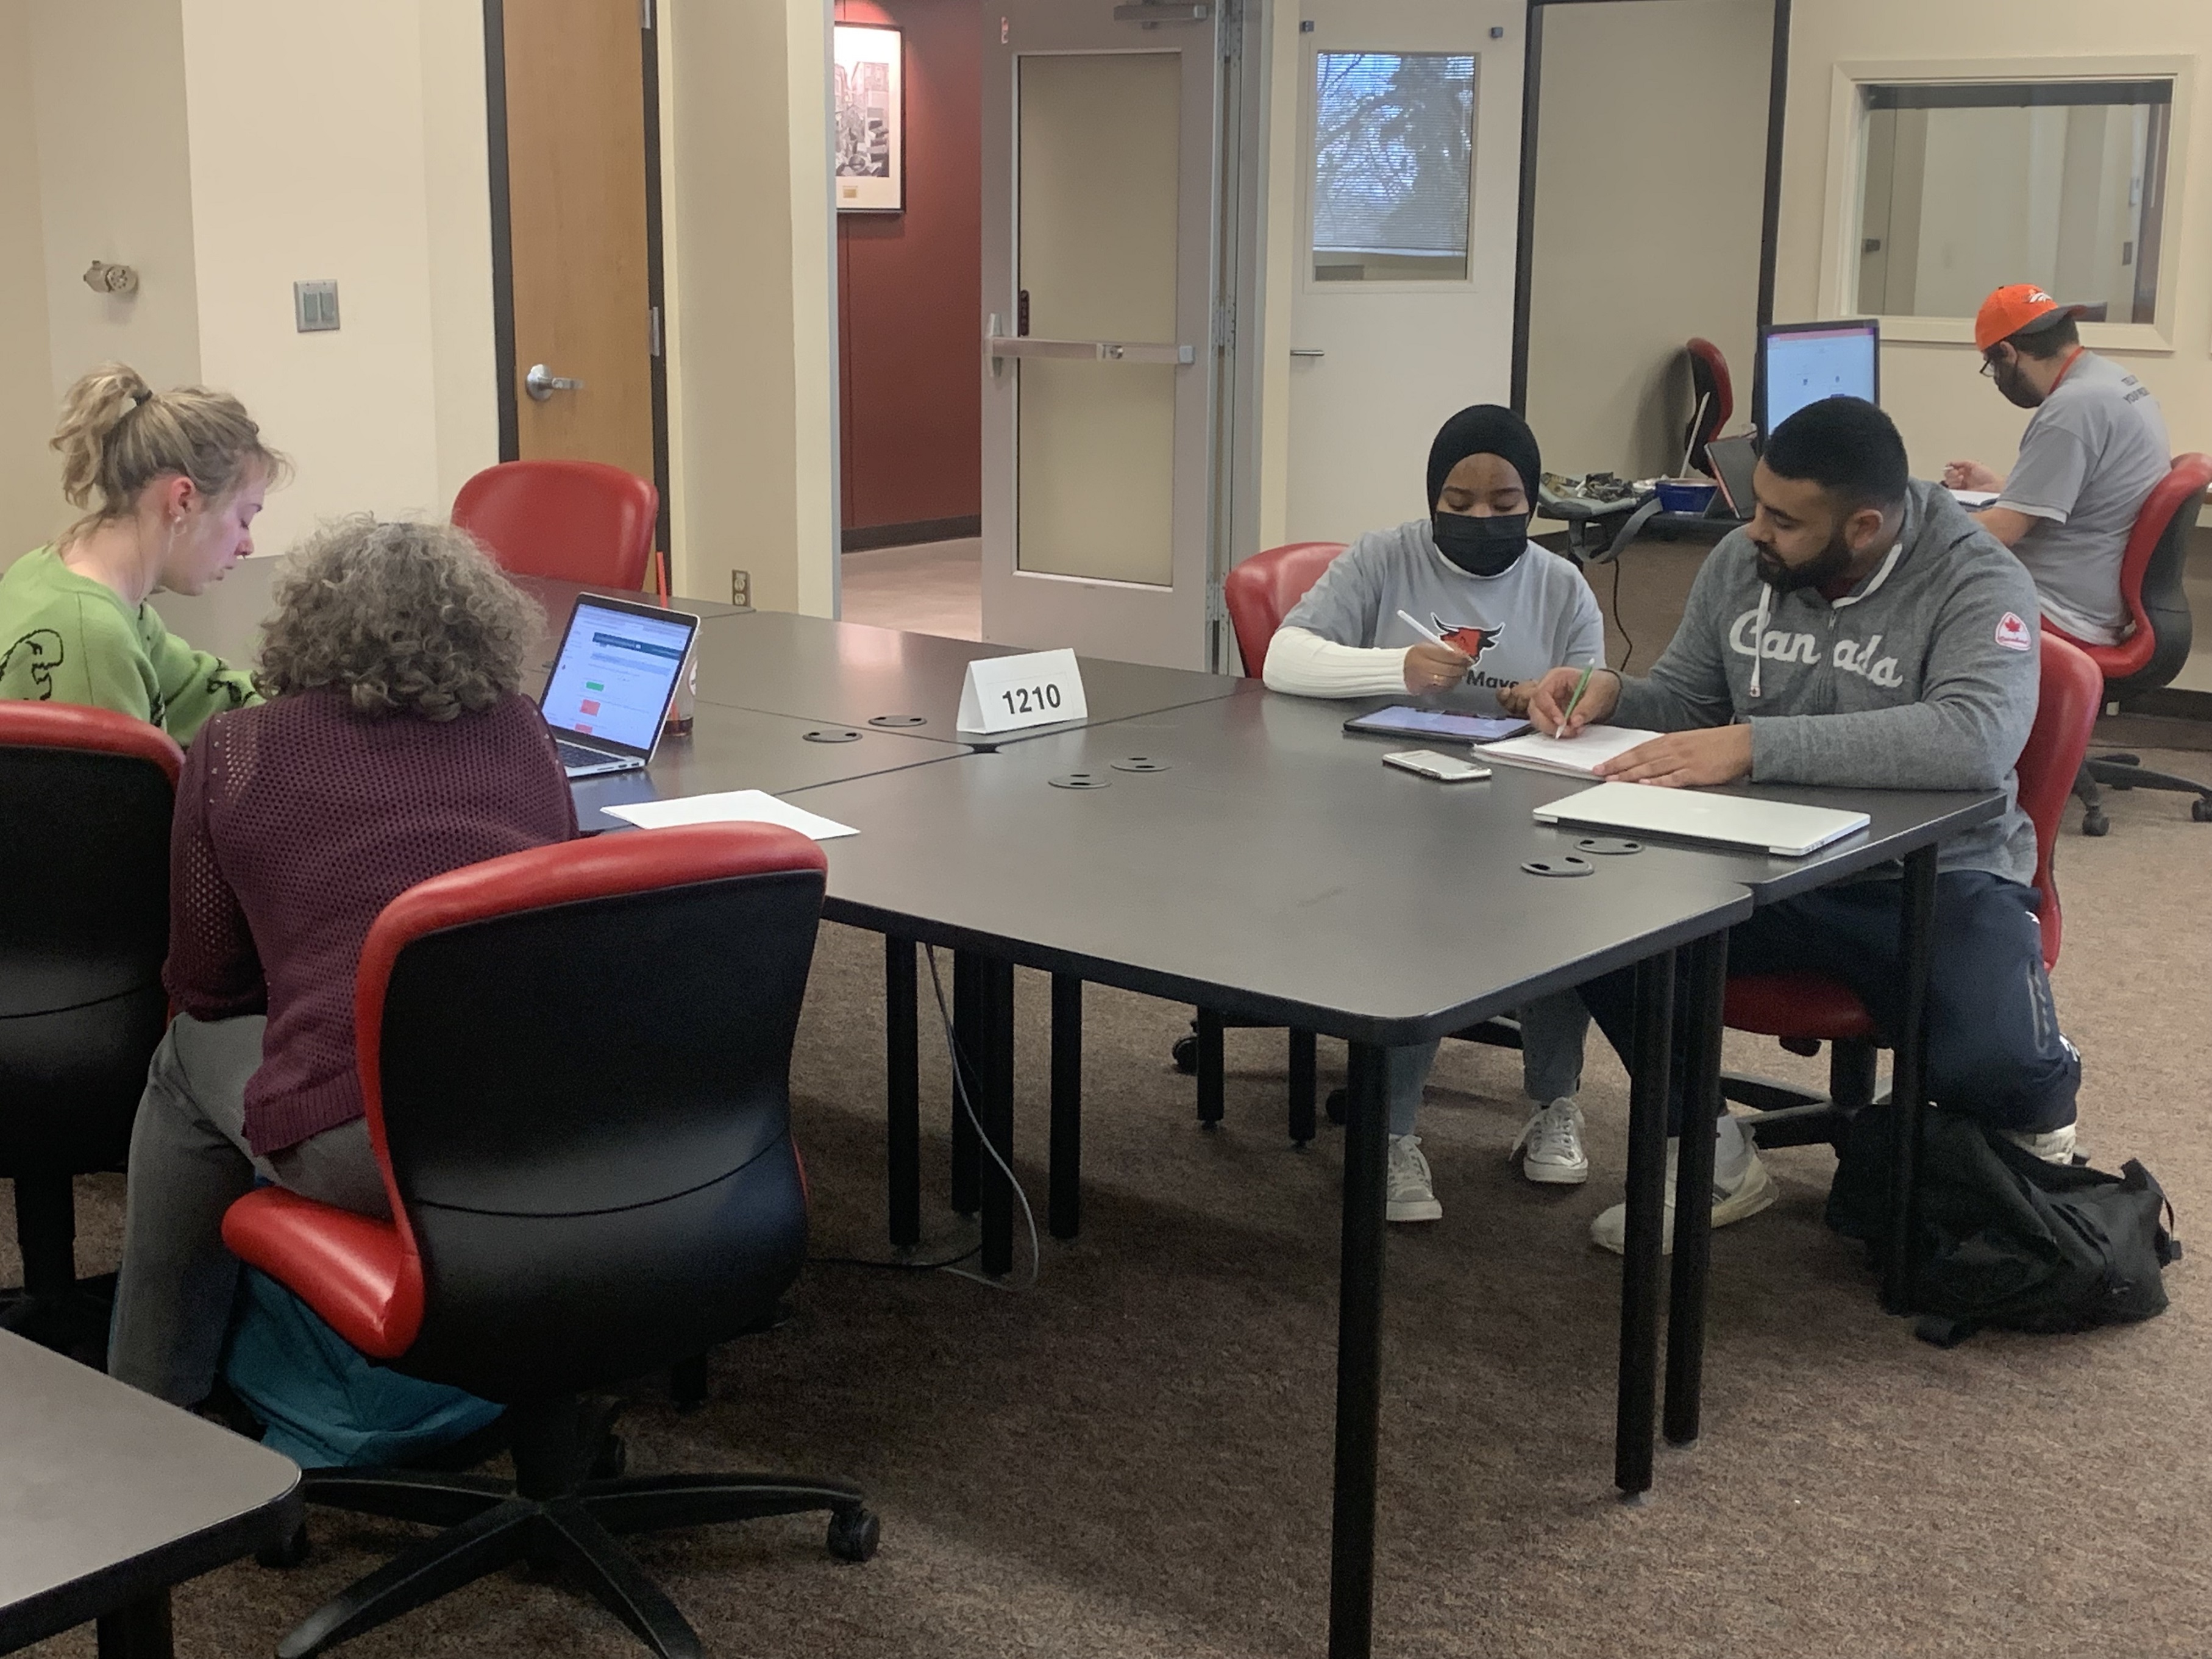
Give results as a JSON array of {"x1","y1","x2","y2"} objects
[{"x1": 1974, "y1": 284, "x2": 2085, "y2": 353}]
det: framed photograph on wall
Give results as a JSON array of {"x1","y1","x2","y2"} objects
[{"x1": 834, "y1": 23, "x2": 904, "y2": 212}]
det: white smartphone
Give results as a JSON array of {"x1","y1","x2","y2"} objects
[{"x1": 1382, "y1": 748, "x2": 1493, "y2": 783}]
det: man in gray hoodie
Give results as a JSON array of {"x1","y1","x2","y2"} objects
[{"x1": 1510, "y1": 397, "x2": 2081, "y2": 1253}]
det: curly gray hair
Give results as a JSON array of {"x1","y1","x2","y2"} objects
[{"x1": 258, "y1": 516, "x2": 536, "y2": 721}]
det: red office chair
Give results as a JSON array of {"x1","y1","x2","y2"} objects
[
  {"x1": 222, "y1": 824, "x2": 878, "y2": 1659},
  {"x1": 1684, "y1": 339, "x2": 1734, "y2": 476},
  {"x1": 1721, "y1": 633, "x2": 2104, "y2": 1144},
  {"x1": 0, "y1": 704, "x2": 181, "y2": 1361},
  {"x1": 1224, "y1": 540, "x2": 1348, "y2": 677},
  {"x1": 2043, "y1": 451, "x2": 2212, "y2": 836},
  {"x1": 452, "y1": 459, "x2": 660, "y2": 591}
]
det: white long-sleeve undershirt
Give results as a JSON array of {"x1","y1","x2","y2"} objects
[{"x1": 1261, "y1": 625, "x2": 1409, "y2": 698}]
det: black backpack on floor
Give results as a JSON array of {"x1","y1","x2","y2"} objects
[{"x1": 1825, "y1": 1104, "x2": 2182, "y2": 1345}]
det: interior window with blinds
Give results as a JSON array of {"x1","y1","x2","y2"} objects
[
  {"x1": 1854, "y1": 79, "x2": 2172, "y2": 324},
  {"x1": 1312, "y1": 52, "x2": 1477, "y2": 282}
]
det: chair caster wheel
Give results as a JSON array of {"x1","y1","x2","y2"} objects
[
  {"x1": 2083, "y1": 810, "x2": 2110, "y2": 837},
  {"x1": 1325, "y1": 1087, "x2": 1346, "y2": 1126},
  {"x1": 1170, "y1": 1034, "x2": 1198, "y2": 1074},
  {"x1": 827, "y1": 1505, "x2": 881, "y2": 1562},
  {"x1": 257, "y1": 1522, "x2": 311, "y2": 1570},
  {"x1": 591, "y1": 1432, "x2": 628, "y2": 1481},
  {"x1": 2193, "y1": 798, "x2": 2210, "y2": 823}
]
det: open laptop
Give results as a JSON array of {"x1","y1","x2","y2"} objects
[
  {"x1": 1533, "y1": 781, "x2": 1868, "y2": 858},
  {"x1": 538, "y1": 594, "x2": 701, "y2": 778}
]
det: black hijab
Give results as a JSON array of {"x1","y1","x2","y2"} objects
[{"x1": 1425, "y1": 404, "x2": 1542, "y2": 511}]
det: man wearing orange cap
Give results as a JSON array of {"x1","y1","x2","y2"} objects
[{"x1": 1943, "y1": 283, "x2": 2169, "y2": 645}]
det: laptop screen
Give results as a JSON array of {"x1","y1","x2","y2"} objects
[{"x1": 540, "y1": 599, "x2": 695, "y2": 755}]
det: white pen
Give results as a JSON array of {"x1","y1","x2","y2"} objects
[{"x1": 1396, "y1": 609, "x2": 1447, "y2": 646}]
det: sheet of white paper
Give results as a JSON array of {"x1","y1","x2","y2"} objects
[
  {"x1": 603, "y1": 789, "x2": 858, "y2": 840},
  {"x1": 1947, "y1": 488, "x2": 1999, "y2": 508},
  {"x1": 1479, "y1": 725, "x2": 1662, "y2": 778}
]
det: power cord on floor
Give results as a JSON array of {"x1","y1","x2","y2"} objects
[
  {"x1": 810, "y1": 1240, "x2": 983, "y2": 1274},
  {"x1": 923, "y1": 944, "x2": 1042, "y2": 1293}
]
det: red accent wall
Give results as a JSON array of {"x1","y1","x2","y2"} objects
[{"x1": 835, "y1": 0, "x2": 982, "y2": 537}]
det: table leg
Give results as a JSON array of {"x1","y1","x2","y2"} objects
[
  {"x1": 1615, "y1": 949, "x2": 1676, "y2": 1500},
  {"x1": 1883, "y1": 845, "x2": 1940, "y2": 1315},
  {"x1": 1050, "y1": 973, "x2": 1083, "y2": 1240},
  {"x1": 1196, "y1": 1007, "x2": 1225, "y2": 1129},
  {"x1": 978, "y1": 957, "x2": 1017, "y2": 1278},
  {"x1": 96, "y1": 1590, "x2": 173, "y2": 1659},
  {"x1": 1327, "y1": 1041, "x2": 1390, "y2": 1658},
  {"x1": 1288, "y1": 1029, "x2": 1318, "y2": 1148},
  {"x1": 951, "y1": 950, "x2": 982, "y2": 1218},
  {"x1": 1664, "y1": 929, "x2": 1729, "y2": 1448},
  {"x1": 886, "y1": 936, "x2": 920, "y2": 1250}
]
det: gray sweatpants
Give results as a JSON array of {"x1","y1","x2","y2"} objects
[
  {"x1": 1387, "y1": 989, "x2": 1590, "y2": 1137},
  {"x1": 108, "y1": 1013, "x2": 388, "y2": 1407}
]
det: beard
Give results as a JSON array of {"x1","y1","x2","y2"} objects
[
  {"x1": 1994, "y1": 360, "x2": 2045, "y2": 410},
  {"x1": 1754, "y1": 528, "x2": 1857, "y2": 593}
]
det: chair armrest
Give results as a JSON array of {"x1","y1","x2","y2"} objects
[{"x1": 221, "y1": 1187, "x2": 423, "y2": 1360}]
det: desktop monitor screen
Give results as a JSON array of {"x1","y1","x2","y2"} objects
[{"x1": 1759, "y1": 319, "x2": 1880, "y2": 436}]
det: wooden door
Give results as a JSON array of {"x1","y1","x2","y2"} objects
[{"x1": 496, "y1": 0, "x2": 659, "y2": 485}]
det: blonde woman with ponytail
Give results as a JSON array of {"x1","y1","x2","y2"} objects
[{"x1": 0, "y1": 363, "x2": 283, "y2": 742}]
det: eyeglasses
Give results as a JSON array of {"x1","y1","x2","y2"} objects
[{"x1": 1979, "y1": 353, "x2": 2003, "y2": 378}]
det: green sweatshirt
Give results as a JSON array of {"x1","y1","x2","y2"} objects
[{"x1": 0, "y1": 546, "x2": 259, "y2": 744}]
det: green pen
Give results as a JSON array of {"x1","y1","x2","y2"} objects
[{"x1": 1558, "y1": 662, "x2": 1597, "y2": 735}]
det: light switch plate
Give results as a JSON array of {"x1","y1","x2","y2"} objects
[{"x1": 294, "y1": 280, "x2": 340, "y2": 332}]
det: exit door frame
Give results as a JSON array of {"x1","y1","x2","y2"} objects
[{"x1": 482, "y1": 0, "x2": 676, "y2": 566}]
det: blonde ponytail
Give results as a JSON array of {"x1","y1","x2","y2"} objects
[{"x1": 51, "y1": 363, "x2": 287, "y2": 542}]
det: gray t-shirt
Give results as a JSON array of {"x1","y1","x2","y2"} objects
[
  {"x1": 1281, "y1": 519, "x2": 1605, "y2": 714},
  {"x1": 1997, "y1": 350, "x2": 2169, "y2": 644}
]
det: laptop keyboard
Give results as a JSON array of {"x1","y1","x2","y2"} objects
[{"x1": 557, "y1": 739, "x2": 616, "y2": 770}]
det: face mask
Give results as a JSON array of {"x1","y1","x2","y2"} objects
[{"x1": 1432, "y1": 511, "x2": 1529, "y2": 578}]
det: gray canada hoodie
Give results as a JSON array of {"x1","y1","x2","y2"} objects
[{"x1": 1613, "y1": 478, "x2": 2041, "y2": 884}]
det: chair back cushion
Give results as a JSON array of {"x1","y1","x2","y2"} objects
[
  {"x1": 1224, "y1": 542, "x2": 1348, "y2": 677},
  {"x1": 0, "y1": 705, "x2": 181, "y2": 1171},
  {"x1": 451, "y1": 460, "x2": 659, "y2": 590},
  {"x1": 357, "y1": 823, "x2": 827, "y2": 1399},
  {"x1": 1684, "y1": 338, "x2": 1734, "y2": 471},
  {"x1": 2018, "y1": 632, "x2": 2102, "y2": 965},
  {"x1": 2048, "y1": 452, "x2": 2210, "y2": 692}
]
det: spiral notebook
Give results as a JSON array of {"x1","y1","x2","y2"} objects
[{"x1": 1477, "y1": 725, "x2": 1662, "y2": 778}]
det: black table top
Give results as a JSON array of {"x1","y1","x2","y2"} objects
[
  {"x1": 694, "y1": 611, "x2": 1245, "y2": 748},
  {"x1": 789, "y1": 692, "x2": 1754, "y2": 1046},
  {"x1": 0, "y1": 1333, "x2": 301, "y2": 1651},
  {"x1": 572, "y1": 705, "x2": 969, "y2": 829}
]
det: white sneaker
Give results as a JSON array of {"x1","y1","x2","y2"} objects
[
  {"x1": 2003, "y1": 1122, "x2": 2079, "y2": 1165},
  {"x1": 1590, "y1": 1135, "x2": 1774, "y2": 1255},
  {"x1": 1510, "y1": 1098, "x2": 1589, "y2": 1185},
  {"x1": 1387, "y1": 1133, "x2": 1443, "y2": 1223}
]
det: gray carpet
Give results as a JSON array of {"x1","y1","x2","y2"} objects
[{"x1": 10, "y1": 749, "x2": 2210, "y2": 1659}]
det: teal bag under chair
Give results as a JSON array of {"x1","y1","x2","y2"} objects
[{"x1": 221, "y1": 1266, "x2": 502, "y2": 1468}]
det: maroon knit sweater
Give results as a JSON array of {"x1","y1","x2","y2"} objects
[{"x1": 166, "y1": 687, "x2": 577, "y2": 1156}]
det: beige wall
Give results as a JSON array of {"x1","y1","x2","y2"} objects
[
  {"x1": 179, "y1": 0, "x2": 496, "y2": 556},
  {"x1": 0, "y1": 0, "x2": 60, "y2": 552},
  {"x1": 1523, "y1": 0, "x2": 1773, "y2": 481},
  {"x1": 1779, "y1": 0, "x2": 2212, "y2": 491},
  {"x1": 26, "y1": 0, "x2": 204, "y2": 400},
  {"x1": 660, "y1": 0, "x2": 841, "y2": 618}
]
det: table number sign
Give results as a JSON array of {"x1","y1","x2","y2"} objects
[{"x1": 955, "y1": 648, "x2": 1089, "y2": 734}]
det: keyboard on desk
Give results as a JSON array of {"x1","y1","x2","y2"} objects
[{"x1": 555, "y1": 739, "x2": 642, "y2": 775}]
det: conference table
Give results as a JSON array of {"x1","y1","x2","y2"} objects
[
  {"x1": 151, "y1": 556, "x2": 1999, "y2": 1659},
  {"x1": 0, "y1": 1331, "x2": 301, "y2": 1658}
]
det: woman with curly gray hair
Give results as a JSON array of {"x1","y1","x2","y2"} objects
[{"x1": 108, "y1": 517, "x2": 576, "y2": 1410}]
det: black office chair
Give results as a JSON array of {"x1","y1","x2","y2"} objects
[
  {"x1": 0, "y1": 703, "x2": 182, "y2": 1362},
  {"x1": 2052, "y1": 452, "x2": 2212, "y2": 835},
  {"x1": 223, "y1": 823, "x2": 878, "y2": 1659}
]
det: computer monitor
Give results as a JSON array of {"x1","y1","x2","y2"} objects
[{"x1": 1757, "y1": 318, "x2": 1880, "y2": 436}]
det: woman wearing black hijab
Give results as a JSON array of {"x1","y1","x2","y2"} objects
[{"x1": 1262, "y1": 404, "x2": 1604, "y2": 1223}]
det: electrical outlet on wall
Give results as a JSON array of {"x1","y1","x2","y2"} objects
[{"x1": 730, "y1": 569, "x2": 751, "y2": 608}]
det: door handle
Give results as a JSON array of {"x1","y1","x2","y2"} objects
[
  {"x1": 525, "y1": 363, "x2": 586, "y2": 402},
  {"x1": 986, "y1": 336, "x2": 1195, "y2": 366},
  {"x1": 1289, "y1": 348, "x2": 1325, "y2": 358}
]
